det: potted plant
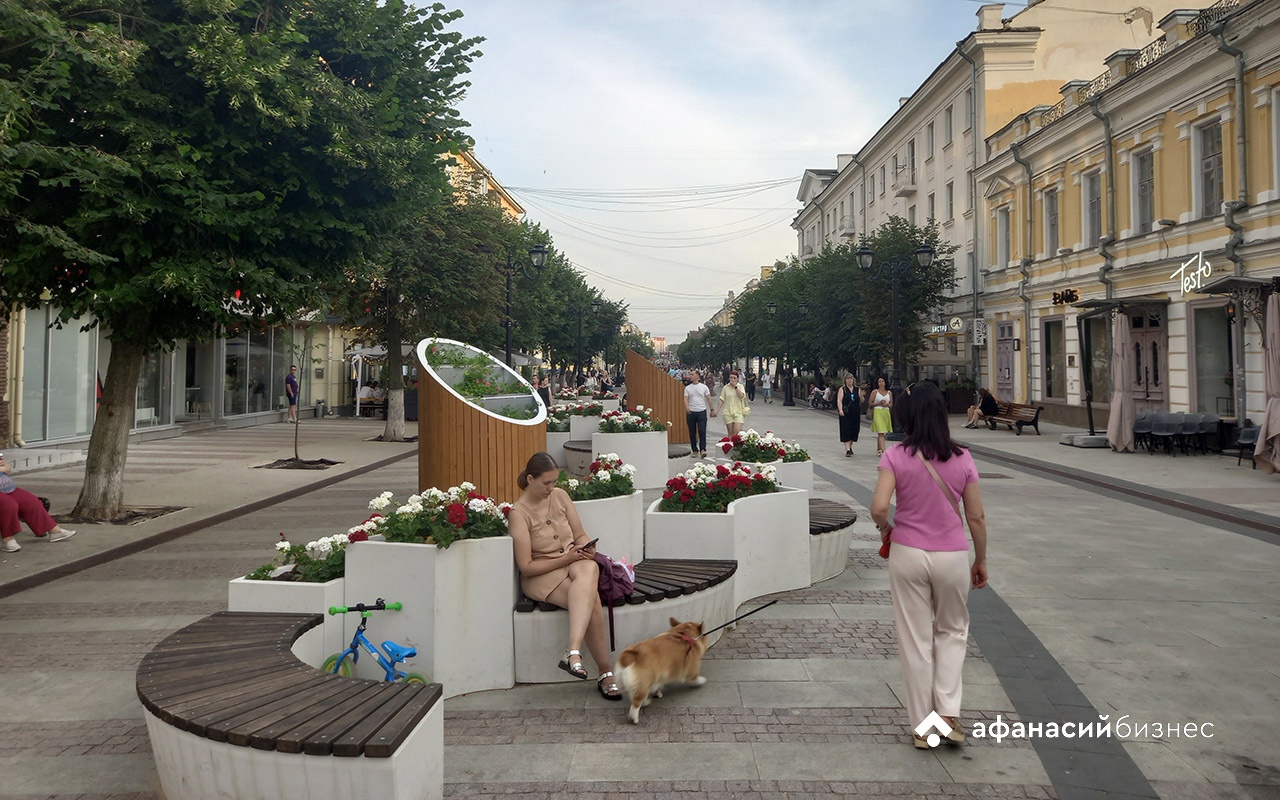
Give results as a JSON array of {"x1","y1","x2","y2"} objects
[
  {"x1": 944, "y1": 376, "x2": 976, "y2": 415},
  {"x1": 342, "y1": 484, "x2": 517, "y2": 698},
  {"x1": 646, "y1": 461, "x2": 810, "y2": 607},
  {"x1": 559, "y1": 400, "x2": 605, "y2": 440},
  {"x1": 546, "y1": 406, "x2": 572, "y2": 466},
  {"x1": 592, "y1": 406, "x2": 671, "y2": 490},
  {"x1": 592, "y1": 388, "x2": 621, "y2": 412},
  {"x1": 559, "y1": 453, "x2": 643, "y2": 562},
  {"x1": 716, "y1": 429, "x2": 813, "y2": 491}
]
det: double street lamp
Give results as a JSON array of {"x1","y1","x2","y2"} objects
[
  {"x1": 855, "y1": 243, "x2": 935, "y2": 437},
  {"x1": 575, "y1": 299, "x2": 602, "y2": 386},
  {"x1": 766, "y1": 300, "x2": 808, "y2": 407},
  {"x1": 491, "y1": 243, "x2": 549, "y2": 367}
]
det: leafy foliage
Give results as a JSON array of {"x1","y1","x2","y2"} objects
[{"x1": 557, "y1": 454, "x2": 636, "y2": 502}]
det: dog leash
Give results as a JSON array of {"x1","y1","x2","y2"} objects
[{"x1": 694, "y1": 599, "x2": 779, "y2": 641}]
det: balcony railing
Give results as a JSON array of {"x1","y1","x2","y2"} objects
[
  {"x1": 1039, "y1": 99, "x2": 1067, "y2": 127},
  {"x1": 1126, "y1": 37, "x2": 1167, "y2": 77},
  {"x1": 1188, "y1": 0, "x2": 1239, "y2": 37},
  {"x1": 1077, "y1": 69, "x2": 1111, "y2": 105}
]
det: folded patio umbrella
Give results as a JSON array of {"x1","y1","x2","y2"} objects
[
  {"x1": 1255, "y1": 292, "x2": 1280, "y2": 474},
  {"x1": 1106, "y1": 311, "x2": 1136, "y2": 453}
]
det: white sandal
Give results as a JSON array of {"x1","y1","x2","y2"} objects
[{"x1": 557, "y1": 649, "x2": 588, "y2": 680}]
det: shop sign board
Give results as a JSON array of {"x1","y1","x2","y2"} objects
[{"x1": 1171, "y1": 252, "x2": 1212, "y2": 296}]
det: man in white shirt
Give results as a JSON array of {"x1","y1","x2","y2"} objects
[
  {"x1": 684, "y1": 370, "x2": 714, "y2": 458},
  {"x1": 761, "y1": 371, "x2": 772, "y2": 404},
  {"x1": 357, "y1": 383, "x2": 376, "y2": 400}
]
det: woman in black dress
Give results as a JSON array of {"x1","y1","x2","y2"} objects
[{"x1": 837, "y1": 373, "x2": 864, "y2": 456}]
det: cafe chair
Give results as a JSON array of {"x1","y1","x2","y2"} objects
[
  {"x1": 1235, "y1": 426, "x2": 1260, "y2": 469},
  {"x1": 1177, "y1": 413, "x2": 1203, "y2": 455},
  {"x1": 1132, "y1": 412, "x2": 1153, "y2": 453},
  {"x1": 1149, "y1": 412, "x2": 1181, "y2": 456}
]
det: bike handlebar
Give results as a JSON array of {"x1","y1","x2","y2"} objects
[{"x1": 328, "y1": 598, "x2": 402, "y2": 615}]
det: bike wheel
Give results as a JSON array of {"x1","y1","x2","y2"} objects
[
  {"x1": 399, "y1": 672, "x2": 429, "y2": 685},
  {"x1": 322, "y1": 653, "x2": 354, "y2": 677}
]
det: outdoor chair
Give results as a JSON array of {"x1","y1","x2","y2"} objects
[
  {"x1": 1149, "y1": 412, "x2": 1181, "y2": 456},
  {"x1": 1198, "y1": 413, "x2": 1220, "y2": 453},
  {"x1": 1132, "y1": 412, "x2": 1153, "y2": 452},
  {"x1": 1236, "y1": 426, "x2": 1260, "y2": 469},
  {"x1": 1177, "y1": 413, "x2": 1203, "y2": 455}
]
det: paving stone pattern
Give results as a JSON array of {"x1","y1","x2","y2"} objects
[
  {"x1": 444, "y1": 707, "x2": 1030, "y2": 748},
  {"x1": 443, "y1": 780, "x2": 1059, "y2": 799},
  {"x1": 754, "y1": 587, "x2": 893, "y2": 605},
  {"x1": 4, "y1": 720, "x2": 152, "y2": 757},
  {"x1": 0, "y1": 600, "x2": 222, "y2": 620},
  {"x1": 2, "y1": 628, "x2": 171, "y2": 670}
]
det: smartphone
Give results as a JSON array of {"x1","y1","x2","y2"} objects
[{"x1": 580, "y1": 537, "x2": 600, "y2": 551}]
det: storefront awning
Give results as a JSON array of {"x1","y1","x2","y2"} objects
[
  {"x1": 1073, "y1": 295, "x2": 1169, "y2": 321},
  {"x1": 1199, "y1": 276, "x2": 1277, "y2": 296}
]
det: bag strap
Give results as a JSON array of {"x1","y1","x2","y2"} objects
[{"x1": 916, "y1": 451, "x2": 963, "y2": 523}]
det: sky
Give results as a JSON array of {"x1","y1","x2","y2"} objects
[{"x1": 443, "y1": 1, "x2": 1017, "y2": 344}]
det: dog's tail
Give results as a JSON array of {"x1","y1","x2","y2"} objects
[{"x1": 614, "y1": 662, "x2": 636, "y2": 697}]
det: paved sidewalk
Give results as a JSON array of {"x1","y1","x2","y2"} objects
[{"x1": 0, "y1": 404, "x2": 1276, "y2": 799}]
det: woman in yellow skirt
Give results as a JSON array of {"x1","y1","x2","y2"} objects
[{"x1": 869, "y1": 376, "x2": 894, "y2": 456}]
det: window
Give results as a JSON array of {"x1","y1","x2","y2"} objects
[
  {"x1": 996, "y1": 206, "x2": 1011, "y2": 267},
  {"x1": 1134, "y1": 150, "x2": 1155, "y2": 233},
  {"x1": 926, "y1": 123, "x2": 935, "y2": 159},
  {"x1": 945, "y1": 182, "x2": 954, "y2": 219},
  {"x1": 1043, "y1": 318, "x2": 1066, "y2": 399},
  {"x1": 907, "y1": 140, "x2": 916, "y2": 180},
  {"x1": 927, "y1": 193, "x2": 935, "y2": 222},
  {"x1": 1045, "y1": 189, "x2": 1059, "y2": 254},
  {"x1": 1084, "y1": 172, "x2": 1102, "y2": 247},
  {"x1": 1198, "y1": 122, "x2": 1223, "y2": 218},
  {"x1": 879, "y1": 166, "x2": 886, "y2": 196},
  {"x1": 944, "y1": 106, "x2": 953, "y2": 145},
  {"x1": 869, "y1": 173, "x2": 876, "y2": 200},
  {"x1": 908, "y1": 205, "x2": 916, "y2": 225},
  {"x1": 1193, "y1": 304, "x2": 1234, "y2": 415}
]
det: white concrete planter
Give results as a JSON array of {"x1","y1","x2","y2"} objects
[
  {"x1": 227, "y1": 575, "x2": 346, "y2": 668},
  {"x1": 599, "y1": 398, "x2": 620, "y2": 413},
  {"x1": 592, "y1": 430, "x2": 668, "y2": 490},
  {"x1": 546, "y1": 430, "x2": 571, "y2": 468},
  {"x1": 343, "y1": 538, "x2": 515, "y2": 698},
  {"x1": 810, "y1": 526, "x2": 854, "y2": 584},
  {"x1": 569, "y1": 414, "x2": 602, "y2": 440},
  {"x1": 573, "y1": 489, "x2": 644, "y2": 563},
  {"x1": 644, "y1": 487, "x2": 811, "y2": 607},
  {"x1": 721, "y1": 457, "x2": 813, "y2": 492}
]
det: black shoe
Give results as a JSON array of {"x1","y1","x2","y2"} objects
[{"x1": 845, "y1": 450, "x2": 852, "y2": 457}]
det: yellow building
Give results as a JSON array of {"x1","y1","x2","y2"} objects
[
  {"x1": 977, "y1": 0, "x2": 1279, "y2": 429},
  {"x1": 445, "y1": 150, "x2": 525, "y2": 220}
]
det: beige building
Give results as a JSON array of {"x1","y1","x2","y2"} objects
[
  {"x1": 977, "y1": 0, "x2": 1279, "y2": 429},
  {"x1": 793, "y1": 0, "x2": 1186, "y2": 384},
  {"x1": 445, "y1": 149, "x2": 525, "y2": 220}
]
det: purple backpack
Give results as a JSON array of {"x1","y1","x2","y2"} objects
[{"x1": 593, "y1": 552, "x2": 635, "y2": 649}]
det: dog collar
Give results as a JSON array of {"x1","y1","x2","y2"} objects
[{"x1": 678, "y1": 634, "x2": 699, "y2": 644}]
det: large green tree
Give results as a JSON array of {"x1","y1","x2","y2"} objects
[{"x1": 0, "y1": 0, "x2": 480, "y2": 518}]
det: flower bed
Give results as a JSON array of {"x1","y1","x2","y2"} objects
[
  {"x1": 592, "y1": 428, "x2": 669, "y2": 490},
  {"x1": 716, "y1": 429, "x2": 810, "y2": 463},
  {"x1": 369, "y1": 484, "x2": 511, "y2": 549},
  {"x1": 558, "y1": 453, "x2": 636, "y2": 501},
  {"x1": 419, "y1": 338, "x2": 544, "y2": 422},
  {"x1": 598, "y1": 405, "x2": 669, "y2": 433},
  {"x1": 658, "y1": 461, "x2": 778, "y2": 512}
]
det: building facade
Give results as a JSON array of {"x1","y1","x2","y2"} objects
[
  {"x1": 793, "y1": 0, "x2": 1186, "y2": 385},
  {"x1": 977, "y1": 0, "x2": 1278, "y2": 427}
]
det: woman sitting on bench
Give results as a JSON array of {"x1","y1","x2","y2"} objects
[
  {"x1": 509, "y1": 452, "x2": 622, "y2": 701},
  {"x1": 964, "y1": 388, "x2": 999, "y2": 429}
]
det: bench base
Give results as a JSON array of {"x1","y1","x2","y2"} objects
[
  {"x1": 144, "y1": 698, "x2": 443, "y2": 800},
  {"x1": 811, "y1": 526, "x2": 854, "y2": 584},
  {"x1": 513, "y1": 576, "x2": 736, "y2": 683}
]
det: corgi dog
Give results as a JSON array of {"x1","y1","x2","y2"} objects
[{"x1": 615, "y1": 618, "x2": 709, "y2": 724}]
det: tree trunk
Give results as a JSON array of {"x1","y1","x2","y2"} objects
[
  {"x1": 382, "y1": 312, "x2": 406, "y2": 442},
  {"x1": 72, "y1": 336, "x2": 147, "y2": 520}
]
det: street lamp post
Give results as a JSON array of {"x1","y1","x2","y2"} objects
[
  {"x1": 856, "y1": 243, "x2": 935, "y2": 439},
  {"x1": 575, "y1": 298, "x2": 602, "y2": 386},
  {"x1": 493, "y1": 244, "x2": 550, "y2": 367},
  {"x1": 766, "y1": 300, "x2": 808, "y2": 406}
]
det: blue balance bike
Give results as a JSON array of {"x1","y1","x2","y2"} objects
[{"x1": 324, "y1": 598, "x2": 428, "y2": 684}]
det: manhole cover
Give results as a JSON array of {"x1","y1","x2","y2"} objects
[{"x1": 978, "y1": 473, "x2": 1012, "y2": 479}]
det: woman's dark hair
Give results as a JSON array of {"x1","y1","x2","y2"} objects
[
  {"x1": 898, "y1": 381, "x2": 966, "y2": 461},
  {"x1": 517, "y1": 452, "x2": 559, "y2": 489}
]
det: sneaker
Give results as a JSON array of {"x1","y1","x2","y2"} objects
[
  {"x1": 48, "y1": 529, "x2": 76, "y2": 543},
  {"x1": 1, "y1": 538, "x2": 19, "y2": 552}
]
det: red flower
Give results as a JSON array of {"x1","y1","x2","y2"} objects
[
  {"x1": 716, "y1": 465, "x2": 730, "y2": 477},
  {"x1": 348, "y1": 531, "x2": 370, "y2": 543},
  {"x1": 662, "y1": 490, "x2": 674, "y2": 500},
  {"x1": 501, "y1": 505, "x2": 511, "y2": 518},
  {"x1": 679, "y1": 490, "x2": 695, "y2": 503},
  {"x1": 466, "y1": 490, "x2": 485, "y2": 501},
  {"x1": 589, "y1": 461, "x2": 601, "y2": 472},
  {"x1": 777, "y1": 448, "x2": 786, "y2": 457},
  {"x1": 446, "y1": 503, "x2": 467, "y2": 526}
]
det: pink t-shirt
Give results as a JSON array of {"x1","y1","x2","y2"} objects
[{"x1": 877, "y1": 444, "x2": 977, "y2": 552}]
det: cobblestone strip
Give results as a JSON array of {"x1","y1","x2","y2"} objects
[
  {"x1": 0, "y1": 601, "x2": 222, "y2": 620},
  {"x1": 753, "y1": 588, "x2": 892, "y2": 605},
  {"x1": 445, "y1": 707, "x2": 1027, "y2": 748},
  {"x1": 80, "y1": 556, "x2": 265, "y2": 580},
  {"x1": 3, "y1": 720, "x2": 152, "y2": 757},
  {"x1": 1, "y1": 629, "x2": 170, "y2": 670},
  {"x1": 444, "y1": 780, "x2": 1058, "y2": 798},
  {"x1": 701, "y1": 619, "x2": 978, "y2": 661}
]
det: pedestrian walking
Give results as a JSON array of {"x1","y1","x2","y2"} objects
[
  {"x1": 869, "y1": 381, "x2": 988, "y2": 749},
  {"x1": 536, "y1": 375, "x2": 551, "y2": 408},
  {"x1": 715, "y1": 370, "x2": 749, "y2": 439},
  {"x1": 285, "y1": 364, "x2": 300, "y2": 423},
  {"x1": 837, "y1": 373, "x2": 864, "y2": 456},
  {"x1": 0, "y1": 453, "x2": 76, "y2": 552},
  {"x1": 745, "y1": 372, "x2": 756, "y2": 402},
  {"x1": 869, "y1": 376, "x2": 893, "y2": 456},
  {"x1": 684, "y1": 370, "x2": 713, "y2": 458},
  {"x1": 760, "y1": 371, "x2": 772, "y2": 403}
]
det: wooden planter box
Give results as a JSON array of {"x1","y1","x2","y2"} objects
[
  {"x1": 573, "y1": 489, "x2": 644, "y2": 563},
  {"x1": 343, "y1": 537, "x2": 516, "y2": 699},
  {"x1": 644, "y1": 487, "x2": 810, "y2": 607},
  {"x1": 592, "y1": 430, "x2": 669, "y2": 490}
]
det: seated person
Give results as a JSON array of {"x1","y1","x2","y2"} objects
[
  {"x1": 809, "y1": 385, "x2": 825, "y2": 408},
  {"x1": 965, "y1": 387, "x2": 1000, "y2": 428},
  {"x1": 823, "y1": 386, "x2": 836, "y2": 407},
  {"x1": 370, "y1": 381, "x2": 385, "y2": 400},
  {"x1": 357, "y1": 383, "x2": 376, "y2": 401}
]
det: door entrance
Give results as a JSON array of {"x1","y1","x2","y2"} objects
[
  {"x1": 1129, "y1": 309, "x2": 1166, "y2": 414},
  {"x1": 995, "y1": 322, "x2": 1015, "y2": 401}
]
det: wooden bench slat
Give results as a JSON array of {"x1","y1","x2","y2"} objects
[
  {"x1": 331, "y1": 684, "x2": 426, "y2": 757},
  {"x1": 300, "y1": 683, "x2": 405, "y2": 756},
  {"x1": 515, "y1": 559, "x2": 738, "y2": 612},
  {"x1": 986, "y1": 401, "x2": 1043, "y2": 435},
  {"x1": 203, "y1": 673, "x2": 342, "y2": 742},
  {"x1": 247, "y1": 680, "x2": 373, "y2": 750},
  {"x1": 139, "y1": 659, "x2": 307, "y2": 708},
  {"x1": 220, "y1": 677, "x2": 358, "y2": 746},
  {"x1": 180, "y1": 672, "x2": 339, "y2": 737},
  {"x1": 362, "y1": 684, "x2": 444, "y2": 758},
  {"x1": 272, "y1": 682, "x2": 392, "y2": 754}
]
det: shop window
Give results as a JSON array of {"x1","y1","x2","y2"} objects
[
  {"x1": 1193, "y1": 305, "x2": 1233, "y2": 415},
  {"x1": 1043, "y1": 318, "x2": 1066, "y2": 399},
  {"x1": 225, "y1": 321, "x2": 248, "y2": 415},
  {"x1": 1086, "y1": 316, "x2": 1110, "y2": 399}
]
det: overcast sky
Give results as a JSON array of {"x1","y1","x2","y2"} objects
[{"x1": 445, "y1": 1, "x2": 1009, "y2": 344}]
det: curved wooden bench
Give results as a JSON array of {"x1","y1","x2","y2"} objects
[
  {"x1": 808, "y1": 498, "x2": 858, "y2": 584},
  {"x1": 513, "y1": 559, "x2": 737, "y2": 683},
  {"x1": 137, "y1": 611, "x2": 444, "y2": 800}
]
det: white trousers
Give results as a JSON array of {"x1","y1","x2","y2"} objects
[{"x1": 888, "y1": 543, "x2": 971, "y2": 729}]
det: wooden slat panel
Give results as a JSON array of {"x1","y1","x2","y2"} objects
[{"x1": 626, "y1": 350, "x2": 688, "y2": 445}]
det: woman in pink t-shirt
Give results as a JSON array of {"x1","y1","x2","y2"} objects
[{"x1": 870, "y1": 381, "x2": 988, "y2": 749}]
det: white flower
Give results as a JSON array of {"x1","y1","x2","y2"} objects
[
  {"x1": 395, "y1": 504, "x2": 416, "y2": 515},
  {"x1": 635, "y1": 405, "x2": 645, "y2": 411},
  {"x1": 467, "y1": 498, "x2": 490, "y2": 514},
  {"x1": 620, "y1": 464, "x2": 637, "y2": 477},
  {"x1": 567, "y1": 479, "x2": 580, "y2": 489},
  {"x1": 369, "y1": 495, "x2": 392, "y2": 511},
  {"x1": 425, "y1": 488, "x2": 447, "y2": 504},
  {"x1": 596, "y1": 469, "x2": 611, "y2": 481},
  {"x1": 379, "y1": 491, "x2": 394, "y2": 499},
  {"x1": 458, "y1": 481, "x2": 477, "y2": 493},
  {"x1": 275, "y1": 540, "x2": 292, "y2": 553},
  {"x1": 408, "y1": 494, "x2": 422, "y2": 504}
]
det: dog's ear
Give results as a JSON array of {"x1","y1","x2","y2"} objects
[{"x1": 668, "y1": 617, "x2": 680, "y2": 628}]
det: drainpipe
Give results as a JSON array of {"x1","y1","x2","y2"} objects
[
  {"x1": 957, "y1": 44, "x2": 983, "y2": 387},
  {"x1": 1215, "y1": 19, "x2": 1249, "y2": 421},
  {"x1": 1010, "y1": 140, "x2": 1035, "y2": 404},
  {"x1": 1088, "y1": 96, "x2": 1118, "y2": 298},
  {"x1": 10, "y1": 307, "x2": 25, "y2": 447}
]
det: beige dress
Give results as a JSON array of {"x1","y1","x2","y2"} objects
[{"x1": 514, "y1": 487, "x2": 578, "y2": 602}]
